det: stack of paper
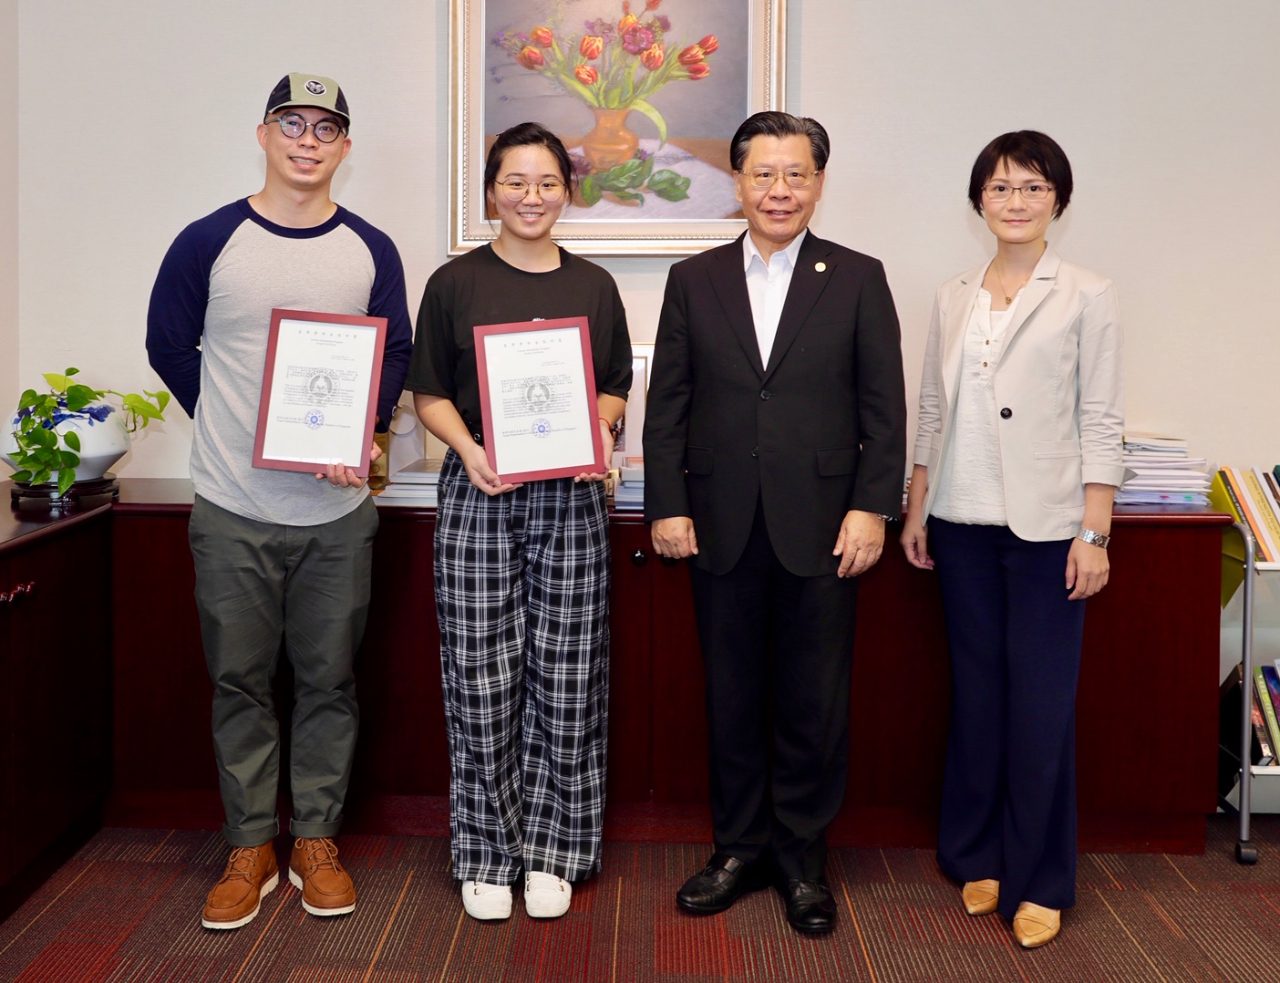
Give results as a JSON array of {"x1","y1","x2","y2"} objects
[
  {"x1": 375, "y1": 458, "x2": 443, "y2": 507},
  {"x1": 612, "y1": 466, "x2": 644, "y2": 512},
  {"x1": 1116, "y1": 432, "x2": 1212, "y2": 505}
]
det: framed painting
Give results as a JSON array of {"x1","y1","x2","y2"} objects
[{"x1": 450, "y1": 0, "x2": 787, "y2": 256}]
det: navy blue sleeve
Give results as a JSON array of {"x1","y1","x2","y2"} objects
[
  {"x1": 344, "y1": 214, "x2": 413, "y2": 431},
  {"x1": 145, "y1": 203, "x2": 244, "y2": 418}
]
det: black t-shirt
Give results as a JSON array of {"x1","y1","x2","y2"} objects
[{"x1": 407, "y1": 245, "x2": 633, "y2": 431}]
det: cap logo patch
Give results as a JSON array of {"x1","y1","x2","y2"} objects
[{"x1": 305, "y1": 79, "x2": 327, "y2": 95}]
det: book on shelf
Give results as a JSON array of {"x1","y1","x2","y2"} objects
[
  {"x1": 1243, "y1": 469, "x2": 1280, "y2": 561},
  {"x1": 1252, "y1": 688, "x2": 1277, "y2": 766},
  {"x1": 1255, "y1": 666, "x2": 1280, "y2": 755},
  {"x1": 1210, "y1": 468, "x2": 1280, "y2": 569},
  {"x1": 1218, "y1": 664, "x2": 1275, "y2": 795}
]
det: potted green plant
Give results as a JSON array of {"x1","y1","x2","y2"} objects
[{"x1": 3, "y1": 368, "x2": 170, "y2": 496}]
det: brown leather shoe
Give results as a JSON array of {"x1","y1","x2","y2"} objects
[
  {"x1": 1012, "y1": 901, "x2": 1061, "y2": 948},
  {"x1": 289, "y1": 837, "x2": 356, "y2": 916},
  {"x1": 961, "y1": 878, "x2": 999, "y2": 916},
  {"x1": 201, "y1": 842, "x2": 279, "y2": 930}
]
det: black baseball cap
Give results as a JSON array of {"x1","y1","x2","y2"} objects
[{"x1": 265, "y1": 73, "x2": 350, "y2": 129}]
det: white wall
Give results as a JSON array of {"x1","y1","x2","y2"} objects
[
  {"x1": 1, "y1": 0, "x2": 17, "y2": 405},
  {"x1": 13, "y1": 0, "x2": 1280, "y2": 478}
]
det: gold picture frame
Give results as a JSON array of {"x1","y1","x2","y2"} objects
[{"x1": 450, "y1": 0, "x2": 787, "y2": 256}]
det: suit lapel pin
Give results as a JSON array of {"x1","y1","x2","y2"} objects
[{"x1": 814, "y1": 262, "x2": 827, "y2": 273}]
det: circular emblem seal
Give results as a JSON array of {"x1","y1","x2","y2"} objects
[
  {"x1": 305, "y1": 410, "x2": 325, "y2": 430},
  {"x1": 308, "y1": 373, "x2": 334, "y2": 402},
  {"x1": 525, "y1": 382, "x2": 552, "y2": 409},
  {"x1": 305, "y1": 79, "x2": 327, "y2": 96},
  {"x1": 530, "y1": 418, "x2": 552, "y2": 438}
]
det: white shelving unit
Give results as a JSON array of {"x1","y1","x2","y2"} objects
[{"x1": 1231, "y1": 521, "x2": 1280, "y2": 863}]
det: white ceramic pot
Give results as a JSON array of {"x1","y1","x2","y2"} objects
[{"x1": 3, "y1": 399, "x2": 130, "y2": 485}]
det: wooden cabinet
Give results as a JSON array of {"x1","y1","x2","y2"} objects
[
  {"x1": 0, "y1": 552, "x2": 11, "y2": 888},
  {"x1": 107, "y1": 483, "x2": 1229, "y2": 853},
  {"x1": 0, "y1": 506, "x2": 112, "y2": 907}
]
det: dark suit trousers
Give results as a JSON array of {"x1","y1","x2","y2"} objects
[
  {"x1": 689, "y1": 500, "x2": 858, "y2": 880},
  {"x1": 928, "y1": 519, "x2": 1085, "y2": 919}
]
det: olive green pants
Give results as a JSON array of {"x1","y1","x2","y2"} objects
[{"x1": 189, "y1": 494, "x2": 378, "y2": 847}]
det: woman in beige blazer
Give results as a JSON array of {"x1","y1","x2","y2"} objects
[{"x1": 901, "y1": 131, "x2": 1126, "y2": 949}]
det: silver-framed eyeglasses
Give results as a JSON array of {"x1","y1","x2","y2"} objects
[
  {"x1": 742, "y1": 168, "x2": 818, "y2": 189},
  {"x1": 982, "y1": 182, "x2": 1054, "y2": 202},
  {"x1": 265, "y1": 113, "x2": 346, "y2": 143},
  {"x1": 495, "y1": 178, "x2": 567, "y2": 203}
]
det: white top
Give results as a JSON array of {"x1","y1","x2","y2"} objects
[
  {"x1": 743, "y1": 229, "x2": 807, "y2": 367},
  {"x1": 929, "y1": 290, "x2": 1018, "y2": 524}
]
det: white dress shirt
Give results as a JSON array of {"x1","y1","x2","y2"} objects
[
  {"x1": 743, "y1": 229, "x2": 807, "y2": 368},
  {"x1": 930, "y1": 290, "x2": 1019, "y2": 524}
]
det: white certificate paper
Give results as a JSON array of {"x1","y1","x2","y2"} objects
[
  {"x1": 474, "y1": 317, "x2": 603, "y2": 482},
  {"x1": 253, "y1": 309, "x2": 387, "y2": 476}
]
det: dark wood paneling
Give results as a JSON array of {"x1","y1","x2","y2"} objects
[
  {"x1": 5, "y1": 515, "x2": 111, "y2": 877},
  {"x1": 103, "y1": 485, "x2": 1230, "y2": 854},
  {"x1": 111, "y1": 513, "x2": 215, "y2": 793},
  {"x1": 649, "y1": 551, "x2": 707, "y2": 803},
  {"x1": 349, "y1": 513, "x2": 448, "y2": 801},
  {"x1": 846, "y1": 547, "x2": 950, "y2": 816},
  {"x1": 1076, "y1": 520, "x2": 1223, "y2": 818},
  {"x1": 606, "y1": 521, "x2": 655, "y2": 801},
  {"x1": 0, "y1": 554, "x2": 11, "y2": 886}
]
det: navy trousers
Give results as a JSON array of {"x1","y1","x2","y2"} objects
[{"x1": 928, "y1": 519, "x2": 1086, "y2": 919}]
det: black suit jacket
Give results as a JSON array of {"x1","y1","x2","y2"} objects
[{"x1": 644, "y1": 231, "x2": 907, "y2": 577}]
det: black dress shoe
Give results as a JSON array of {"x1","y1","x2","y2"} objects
[
  {"x1": 676, "y1": 853, "x2": 771, "y2": 914},
  {"x1": 779, "y1": 878, "x2": 837, "y2": 933}
]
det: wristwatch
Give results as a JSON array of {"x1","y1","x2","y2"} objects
[{"x1": 1077, "y1": 528, "x2": 1111, "y2": 549}]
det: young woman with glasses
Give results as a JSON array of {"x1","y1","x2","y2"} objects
[
  {"x1": 405, "y1": 122, "x2": 632, "y2": 922},
  {"x1": 900, "y1": 131, "x2": 1126, "y2": 949}
]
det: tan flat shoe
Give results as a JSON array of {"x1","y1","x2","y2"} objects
[
  {"x1": 961, "y1": 879, "x2": 999, "y2": 916},
  {"x1": 1012, "y1": 901, "x2": 1060, "y2": 948}
]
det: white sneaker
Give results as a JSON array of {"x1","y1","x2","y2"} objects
[
  {"x1": 524, "y1": 871, "x2": 572, "y2": 918},
  {"x1": 461, "y1": 880, "x2": 512, "y2": 920}
]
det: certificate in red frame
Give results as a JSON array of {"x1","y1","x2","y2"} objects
[
  {"x1": 252, "y1": 309, "x2": 388, "y2": 477},
  {"x1": 473, "y1": 316, "x2": 603, "y2": 482}
]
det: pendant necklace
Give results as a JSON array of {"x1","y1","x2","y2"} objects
[{"x1": 992, "y1": 263, "x2": 1026, "y2": 305}]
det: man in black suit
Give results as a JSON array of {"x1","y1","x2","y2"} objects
[{"x1": 644, "y1": 112, "x2": 906, "y2": 933}]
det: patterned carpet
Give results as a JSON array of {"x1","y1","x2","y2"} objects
[{"x1": 2, "y1": 817, "x2": 1279, "y2": 982}]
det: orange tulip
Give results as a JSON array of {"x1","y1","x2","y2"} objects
[
  {"x1": 516, "y1": 46, "x2": 545, "y2": 69},
  {"x1": 699, "y1": 35, "x2": 719, "y2": 55},
  {"x1": 640, "y1": 42, "x2": 664, "y2": 71},
  {"x1": 575, "y1": 65, "x2": 599, "y2": 85},
  {"x1": 687, "y1": 63, "x2": 710, "y2": 80},
  {"x1": 619, "y1": 13, "x2": 638, "y2": 32},
  {"x1": 530, "y1": 26, "x2": 554, "y2": 47},
  {"x1": 580, "y1": 35, "x2": 604, "y2": 59},
  {"x1": 678, "y1": 44, "x2": 705, "y2": 65},
  {"x1": 645, "y1": 0, "x2": 662, "y2": 10}
]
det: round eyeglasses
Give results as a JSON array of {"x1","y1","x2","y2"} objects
[
  {"x1": 494, "y1": 179, "x2": 567, "y2": 203},
  {"x1": 982, "y1": 182, "x2": 1054, "y2": 202},
  {"x1": 265, "y1": 114, "x2": 346, "y2": 144},
  {"x1": 742, "y1": 168, "x2": 818, "y2": 189}
]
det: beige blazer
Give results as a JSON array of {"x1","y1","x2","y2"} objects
[{"x1": 912, "y1": 245, "x2": 1127, "y2": 542}]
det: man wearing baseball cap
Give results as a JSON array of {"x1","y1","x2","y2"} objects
[{"x1": 147, "y1": 73, "x2": 412, "y2": 930}]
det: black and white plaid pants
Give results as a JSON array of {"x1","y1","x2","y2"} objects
[{"x1": 434, "y1": 450, "x2": 611, "y2": 884}]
